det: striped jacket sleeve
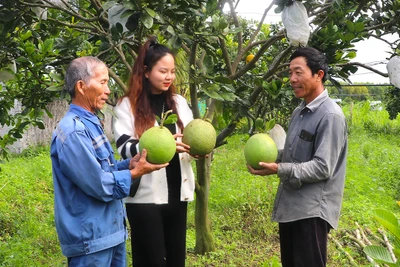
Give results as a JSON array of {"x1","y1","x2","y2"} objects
[{"x1": 113, "y1": 97, "x2": 139, "y2": 160}]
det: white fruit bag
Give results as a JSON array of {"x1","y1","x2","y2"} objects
[
  {"x1": 387, "y1": 56, "x2": 400, "y2": 88},
  {"x1": 281, "y1": 1, "x2": 310, "y2": 47}
]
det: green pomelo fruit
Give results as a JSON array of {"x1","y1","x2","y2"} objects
[
  {"x1": 244, "y1": 133, "x2": 278, "y2": 170},
  {"x1": 139, "y1": 126, "x2": 176, "y2": 164},
  {"x1": 182, "y1": 119, "x2": 216, "y2": 156}
]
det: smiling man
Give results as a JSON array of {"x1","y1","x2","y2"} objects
[
  {"x1": 50, "y1": 56, "x2": 168, "y2": 266},
  {"x1": 248, "y1": 47, "x2": 348, "y2": 267}
]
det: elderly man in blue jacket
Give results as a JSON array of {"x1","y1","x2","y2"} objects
[{"x1": 50, "y1": 56, "x2": 168, "y2": 266}]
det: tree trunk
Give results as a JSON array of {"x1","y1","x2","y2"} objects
[{"x1": 194, "y1": 155, "x2": 215, "y2": 254}]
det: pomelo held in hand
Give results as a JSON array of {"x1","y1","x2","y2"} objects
[
  {"x1": 139, "y1": 126, "x2": 176, "y2": 164},
  {"x1": 182, "y1": 119, "x2": 216, "y2": 156},
  {"x1": 139, "y1": 110, "x2": 176, "y2": 164},
  {"x1": 244, "y1": 133, "x2": 278, "y2": 169}
]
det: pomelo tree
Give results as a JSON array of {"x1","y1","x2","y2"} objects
[{"x1": 0, "y1": 0, "x2": 399, "y2": 254}]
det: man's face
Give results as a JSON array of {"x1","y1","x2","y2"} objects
[
  {"x1": 80, "y1": 64, "x2": 110, "y2": 113},
  {"x1": 289, "y1": 56, "x2": 322, "y2": 103}
]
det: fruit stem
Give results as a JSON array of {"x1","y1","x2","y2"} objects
[{"x1": 161, "y1": 109, "x2": 173, "y2": 127}]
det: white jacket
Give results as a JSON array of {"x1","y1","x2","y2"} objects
[{"x1": 113, "y1": 94, "x2": 195, "y2": 204}]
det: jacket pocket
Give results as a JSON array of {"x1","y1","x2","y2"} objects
[
  {"x1": 292, "y1": 136, "x2": 313, "y2": 162},
  {"x1": 95, "y1": 147, "x2": 112, "y2": 172}
]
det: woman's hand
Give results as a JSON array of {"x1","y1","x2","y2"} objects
[{"x1": 174, "y1": 133, "x2": 191, "y2": 153}]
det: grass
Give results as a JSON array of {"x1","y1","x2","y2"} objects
[{"x1": 1, "y1": 102, "x2": 400, "y2": 266}]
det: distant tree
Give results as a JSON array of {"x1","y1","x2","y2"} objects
[{"x1": 385, "y1": 87, "x2": 400, "y2": 119}]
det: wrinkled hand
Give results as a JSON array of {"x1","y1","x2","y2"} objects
[
  {"x1": 174, "y1": 133, "x2": 191, "y2": 154},
  {"x1": 130, "y1": 149, "x2": 169, "y2": 179},
  {"x1": 128, "y1": 152, "x2": 141, "y2": 170},
  {"x1": 247, "y1": 162, "x2": 278, "y2": 176}
]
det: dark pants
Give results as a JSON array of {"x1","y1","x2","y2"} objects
[
  {"x1": 126, "y1": 189, "x2": 188, "y2": 267},
  {"x1": 279, "y1": 218, "x2": 331, "y2": 267}
]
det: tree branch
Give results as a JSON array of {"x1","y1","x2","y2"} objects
[
  {"x1": 108, "y1": 67, "x2": 127, "y2": 94},
  {"x1": 113, "y1": 44, "x2": 132, "y2": 73},
  {"x1": 225, "y1": 0, "x2": 243, "y2": 53},
  {"x1": 219, "y1": 37, "x2": 233, "y2": 76},
  {"x1": 21, "y1": 0, "x2": 99, "y2": 23},
  {"x1": 337, "y1": 62, "x2": 389, "y2": 78},
  {"x1": 346, "y1": 231, "x2": 379, "y2": 267},
  {"x1": 329, "y1": 233, "x2": 358, "y2": 267},
  {"x1": 231, "y1": 1, "x2": 274, "y2": 72},
  {"x1": 229, "y1": 31, "x2": 285, "y2": 80},
  {"x1": 378, "y1": 228, "x2": 397, "y2": 263},
  {"x1": 189, "y1": 41, "x2": 200, "y2": 119}
]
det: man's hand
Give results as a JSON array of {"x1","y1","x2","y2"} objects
[
  {"x1": 130, "y1": 149, "x2": 168, "y2": 179},
  {"x1": 247, "y1": 162, "x2": 279, "y2": 176},
  {"x1": 128, "y1": 152, "x2": 141, "y2": 170}
]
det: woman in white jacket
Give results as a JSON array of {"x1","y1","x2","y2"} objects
[{"x1": 113, "y1": 37, "x2": 195, "y2": 267}]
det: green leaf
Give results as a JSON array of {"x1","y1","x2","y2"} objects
[
  {"x1": 12, "y1": 132, "x2": 23, "y2": 139},
  {"x1": 206, "y1": 0, "x2": 218, "y2": 13},
  {"x1": 20, "y1": 30, "x2": 32, "y2": 41},
  {"x1": 49, "y1": 72, "x2": 63, "y2": 82},
  {"x1": 202, "y1": 84, "x2": 224, "y2": 100},
  {"x1": 354, "y1": 22, "x2": 365, "y2": 32},
  {"x1": 35, "y1": 121, "x2": 45, "y2": 130},
  {"x1": 345, "y1": 51, "x2": 357, "y2": 59},
  {"x1": 214, "y1": 76, "x2": 233, "y2": 84},
  {"x1": 343, "y1": 33, "x2": 355, "y2": 42},
  {"x1": 163, "y1": 114, "x2": 178, "y2": 125},
  {"x1": 24, "y1": 43, "x2": 36, "y2": 56},
  {"x1": 166, "y1": 25, "x2": 175, "y2": 35},
  {"x1": 372, "y1": 209, "x2": 400, "y2": 241},
  {"x1": 219, "y1": 91, "x2": 236, "y2": 101},
  {"x1": 142, "y1": 13, "x2": 153, "y2": 29},
  {"x1": 228, "y1": 27, "x2": 243, "y2": 34},
  {"x1": 346, "y1": 21, "x2": 354, "y2": 32},
  {"x1": 265, "y1": 119, "x2": 276, "y2": 132},
  {"x1": 41, "y1": 39, "x2": 54, "y2": 54},
  {"x1": 393, "y1": 248, "x2": 400, "y2": 259},
  {"x1": 144, "y1": 8, "x2": 156, "y2": 18},
  {"x1": 364, "y1": 246, "x2": 396, "y2": 265},
  {"x1": 46, "y1": 86, "x2": 64, "y2": 92}
]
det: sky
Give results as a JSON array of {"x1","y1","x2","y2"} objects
[{"x1": 232, "y1": 0, "x2": 398, "y2": 84}]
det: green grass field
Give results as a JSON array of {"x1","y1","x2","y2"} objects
[{"x1": 1, "y1": 102, "x2": 400, "y2": 266}]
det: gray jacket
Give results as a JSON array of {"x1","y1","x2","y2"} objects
[{"x1": 273, "y1": 90, "x2": 348, "y2": 229}]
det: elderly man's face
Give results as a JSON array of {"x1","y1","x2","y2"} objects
[{"x1": 81, "y1": 64, "x2": 110, "y2": 113}]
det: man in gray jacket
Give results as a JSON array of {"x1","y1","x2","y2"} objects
[{"x1": 248, "y1": 47, "x2": 348, "y2": 267}]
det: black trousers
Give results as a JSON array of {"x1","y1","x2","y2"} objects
[
  {"x1": 279, "y1": 218, "x2": 331, "y2": 267},
  {"x1": 126, "y1": 189, "x2": 188, "y2": 267}
]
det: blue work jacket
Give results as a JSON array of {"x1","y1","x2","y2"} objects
[{"x1": 50, "y1": 104, "x2": 132, "y2": 257}]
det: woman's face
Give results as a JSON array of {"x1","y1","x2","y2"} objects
[{"x1": 145, "y1": 53, "x2": 176, "y2": 94}]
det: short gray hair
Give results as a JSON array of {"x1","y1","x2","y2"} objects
[{"x1": 64, "y1": 56, "x2": 106, "y2": 98}]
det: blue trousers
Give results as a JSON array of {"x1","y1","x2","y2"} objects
[{"x1": 67, "y1": 242, "x2": 126, "y2": 267}]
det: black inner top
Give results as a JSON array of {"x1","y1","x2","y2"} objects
[{"x1": 149, "y1": 93, "x2": 182, "y2": 191}]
